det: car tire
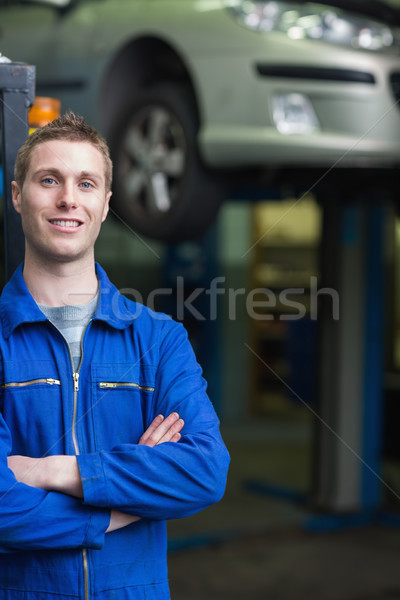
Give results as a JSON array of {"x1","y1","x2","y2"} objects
[{"x1": 109, "y1": 84, "x2": 224, "y2": 242}]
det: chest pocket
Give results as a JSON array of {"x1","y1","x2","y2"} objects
[
  {"x1": 0, "y1": 360, "x2": 64, "y2": 456},
  {"x1": 90, "y1": 363, "x2": 156, "y2": 449}
]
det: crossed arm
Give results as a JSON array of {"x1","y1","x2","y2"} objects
[{"x1": 7, "y1": 412, "x2": 184, "y2": 533}]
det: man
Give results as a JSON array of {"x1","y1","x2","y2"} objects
[{"x1": 0, "y1": 111, "x2": 230, "y2": 599}]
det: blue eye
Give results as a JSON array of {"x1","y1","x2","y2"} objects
[
  {"x1": 43, "y1": 177, "x2": 56, "y2": 185},
  {"x1": 80, "y1": 181, "x2": 92, "y2": 189}
]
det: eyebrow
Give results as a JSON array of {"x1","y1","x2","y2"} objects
[
  {"x1": 33, "y1": 168, "x2": 103, "y2": 183},
  {"x1": 32, "y1": 168, "x2": 61, "y2": 178},
  {"x1": 79, "y1": 171, "x2": 103, "y2": 183}
]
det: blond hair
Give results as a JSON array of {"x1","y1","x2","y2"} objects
[{"x1": 14, "y1": 110, "x2": 112, "y2": 191}]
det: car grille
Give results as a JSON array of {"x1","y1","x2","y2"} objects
[{"x1": 390, "y1": 73, "x2": 400, "y2": 106}]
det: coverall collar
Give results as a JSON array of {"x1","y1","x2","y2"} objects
[{"x1": 0, "y1": 263, "x2": 136, "y2": 339}]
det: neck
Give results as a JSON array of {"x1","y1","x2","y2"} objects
[{"x1": 23, "y1": 254, "x2": 98, "y2": 307}]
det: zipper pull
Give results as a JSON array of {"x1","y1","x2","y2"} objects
[
  {"x1": 73, "y1": 372, "x2": 80, "y2": 392},
  {"x1": 46, "y1": 378, "x2": 59, "y2": 385}
]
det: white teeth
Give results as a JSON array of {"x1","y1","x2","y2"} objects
[{"x1": 50, "y1": 220, "x2": 80, "y2": 227}]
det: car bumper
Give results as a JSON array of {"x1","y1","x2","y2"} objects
[
  {"x1": 199, "y1": 125, "x2": 400, "y2": 168},
  {"x1": 191, "y1": 22, "x2": 400, "y2": 169}
]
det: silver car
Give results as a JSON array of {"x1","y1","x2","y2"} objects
[{"x1": 1, "y1": 0, "x2": 400, "y2": 240}]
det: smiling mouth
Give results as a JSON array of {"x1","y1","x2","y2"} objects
[{"x1": 49, "y1": 219, "x2": 82, "y2": 228}]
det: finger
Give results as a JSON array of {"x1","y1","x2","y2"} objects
[
  {"x1": 138, "y1": 414, "x2": 164, "y2": 445},
  {"x1": 139, "y1": 412, "x2": 179, "y2": 447},
  {"x1": 149, "y1": 413, "x2": 181, "y2": 446},
  {"x1": 156, "y1": 418, "x2": 184, "y2": 445},
  {"x1": 140, "y1": 413, "x2": 181, "y2": 447}
]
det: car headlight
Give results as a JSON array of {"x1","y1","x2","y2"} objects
[{"x1": 225, "y1": 1, "x2": 400, "y2": 51}]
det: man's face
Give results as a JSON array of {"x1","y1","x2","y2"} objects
[{"x1": 12, "y1": 139, "x2": 111, "y2": 268}]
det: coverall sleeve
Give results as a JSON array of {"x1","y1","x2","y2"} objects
[
  {"x1": 0, "y1": 413, "x2": 110, "y2": 553},
  {"x1": 77, "y1": 320, "x2": 230, "y2": 520}
]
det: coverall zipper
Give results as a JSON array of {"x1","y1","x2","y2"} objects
[
  {"x1": 99, "y1": 381, "x2": 154, "y2": 392},
  {"x1": 56, "y1": 319, "x2": 92, "y2": 600},
  {"x1": 66, "y1": 320, "x2": 92, "y2": 600},
  {"x1": 0, "y1": 378, "x2": 61, "y2": 388}
]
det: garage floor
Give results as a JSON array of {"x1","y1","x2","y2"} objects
[{"x1": 167, "y1": 417, "x2": 400, "y2": 600}]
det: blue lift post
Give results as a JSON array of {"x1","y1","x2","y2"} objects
[
  {"x1": 309, "y1": 189, "x2": 389, "y2": 529},
  {"x1": 0, "y1": 61, "x2": 35, "y2": 281}
]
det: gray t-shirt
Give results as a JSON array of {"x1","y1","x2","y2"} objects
[{"x1": 39, "y1": 295, "x2": 98, "y2": 371}]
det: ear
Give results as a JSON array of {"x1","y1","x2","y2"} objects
[
  {"x1": 11, "y1": 181, "x2": 22, "y2": 214},
  {"x1": 102, "y1": 191, "x2": 111, "y2": 223}
]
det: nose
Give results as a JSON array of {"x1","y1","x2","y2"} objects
[{"x1": 56, "y1": 181, "x2": 79, "y2": 210}]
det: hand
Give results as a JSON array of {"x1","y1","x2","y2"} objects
[
  {"x1": 8, "y1": 454, "x2": 83, "y2": 497},
  {"x1": 7, "y1": 455, "x2": 47, "y2": 489},
  {"x1": 139, "y1": 412, "x2": 184, "y2": 446}
]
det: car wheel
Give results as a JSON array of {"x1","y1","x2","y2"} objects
[{"x1": 109, "y1": 84, "x2": 224, "y2": 242}]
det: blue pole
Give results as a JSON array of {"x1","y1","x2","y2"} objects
[{"x1": 361, "y1": 203, "x2": 385, "y2": 509}]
